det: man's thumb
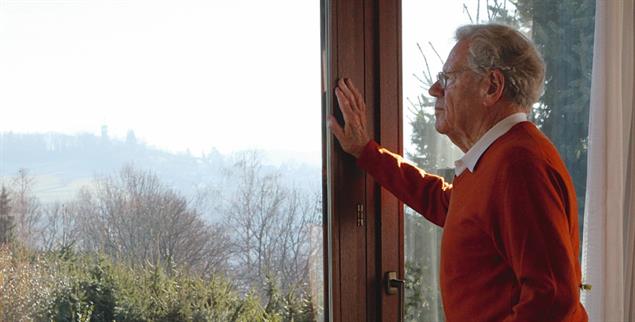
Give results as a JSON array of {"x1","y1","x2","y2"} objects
[{"x1": 327, "y1": 115, "x2": 345, "y2": 142}]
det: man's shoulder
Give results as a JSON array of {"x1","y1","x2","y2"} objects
[
  {"x1": 492, "y1": 122, "x2": 556, "y2": 158},
  {"x1": 481, "y1": 122, "x2": 566, "y2": 173}
]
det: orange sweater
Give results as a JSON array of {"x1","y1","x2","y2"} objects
[{"x1": 357, "y1": 122, "x2": 588, "y2": 322}]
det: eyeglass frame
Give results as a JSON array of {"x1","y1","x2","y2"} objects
[
  {"x1": 435, "y1": 68, "x2": 473, "y2": 90},
  {"x1": 436, "y1": 65, "x2": 514, "y2": 90}
]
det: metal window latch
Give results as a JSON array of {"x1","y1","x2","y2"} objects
[{"x1": 356, "y1": 203, "x2": 364, "y2": 227}]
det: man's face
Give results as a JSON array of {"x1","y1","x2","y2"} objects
[{"x1": 428, "y1": 40, "x2": 483, "y2": 138}]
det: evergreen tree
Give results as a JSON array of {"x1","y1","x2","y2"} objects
[
  {"x1": 516, "y1": 0, "x2": 596, "y2": 240},
  {"x1": 0, "y1": 186, "x2": 13, "y2": 244}
]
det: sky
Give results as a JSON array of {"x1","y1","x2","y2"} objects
[
  {"x1": 0, "y1": 0, "x2": 487, "y2": 166},
  {"x1": 0, "y1": 0, "x2": 321, "y2": 161}
]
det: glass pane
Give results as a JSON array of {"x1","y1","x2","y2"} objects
[
  {"x1": 401, "y1": 1, "x2": 594, "y2": 320},
  {"x1": 0, "y1": 1, "x2": 324, "y2": 320}
]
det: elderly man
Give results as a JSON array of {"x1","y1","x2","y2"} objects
[{"x1": 328, "y1": 24, "x2": 588, "y2": 321}]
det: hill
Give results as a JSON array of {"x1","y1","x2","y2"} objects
[{"x1": 0, "y1": 131, "x2": 321, "y2": 221}]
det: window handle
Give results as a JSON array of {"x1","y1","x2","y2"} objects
[{"x1": 386, "y1": 271, "x2": 405, "y2": 322}]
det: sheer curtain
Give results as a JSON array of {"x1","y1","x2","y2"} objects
[{"x1": 581, "y1": 0, "x2": 635, "y2": 321}]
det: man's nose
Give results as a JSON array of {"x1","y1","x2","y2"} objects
[{"x1": 428, "y1": 81, "x2": 443, "y2": 98}]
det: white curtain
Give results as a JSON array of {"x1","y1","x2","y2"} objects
[{"x1": 581, "y1": 0, "x2": 635, "y2": 321}]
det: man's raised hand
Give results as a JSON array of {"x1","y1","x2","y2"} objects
[{"x1": 327, "y1": 78, "x2": 371, "y2": 158}]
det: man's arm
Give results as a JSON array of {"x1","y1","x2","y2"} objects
[
  {"x1": 495, "y1": 154, "x2": 584, "y2": 321},
  {"x1": 357, "y1": 140, "x2": 451, "y2": 227},
  {"x1": 328, "y1": 78, "x2": 451, "y2": 226}
]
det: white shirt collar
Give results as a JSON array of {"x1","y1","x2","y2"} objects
[{"x1": 454, "y1": 113, "x2": 528, "y2": 176}]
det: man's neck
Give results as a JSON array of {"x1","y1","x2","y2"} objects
[{"x1": 450, "y1": 105, "x2": 526, "y2": 152}]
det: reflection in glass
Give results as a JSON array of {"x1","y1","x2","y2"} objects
[
  {"x1": 402, "y1": 1, "x2": 594, "y2": 320},
  {"x1": 0, "y1": 1, "x2": 323, "y2": 320}
]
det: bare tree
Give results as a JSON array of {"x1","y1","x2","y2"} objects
[
  {"x1": 40, "y1": 201, "x2": 79, "y2": 251},
  {"x1": 223, "y1": 152, "x2": 321, "y2": 297},
  {"x1": 7, "y1": 169, "x2": 42, "y2": 248},
  {"x1": 74, "y1": 165, "x2": 232, "y2": 275}
]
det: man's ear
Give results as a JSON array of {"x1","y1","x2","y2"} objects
[{"x1": 483, "y1": 69, "x2": 505, "y2": 106}]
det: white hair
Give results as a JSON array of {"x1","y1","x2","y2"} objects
[{"x1": 456, "y1": 24, "x2": 545, "y2": 110}]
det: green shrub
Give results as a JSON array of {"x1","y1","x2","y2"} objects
[{"x1": 0, "y1": 245, "x2": 322, "y2": 321}]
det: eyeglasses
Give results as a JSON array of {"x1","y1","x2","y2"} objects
[
  {"x1": 437, "y1": 66, "x2": 513, "y2": 90},
  {"x1": 436, "y1": 68, "x2": 471, "y2": 90}
]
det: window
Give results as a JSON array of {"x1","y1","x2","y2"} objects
[
  {"x1": 1, "y1": 0, "x2": 597, "y2": 320},
  {"x1": 401, "y1": 0, "x2": 595, "y2": 320},
  {"x1": 0, "y1": 1, "x2": 323, "y2": 320}
]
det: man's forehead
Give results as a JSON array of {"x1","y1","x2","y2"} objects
[{"x1": 443, "y1": 40, "x2": 469, "y2": 70}]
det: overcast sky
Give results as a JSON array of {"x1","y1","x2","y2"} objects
[{"x1": 0, "y1": 0, "x2": 484, "y2": 165}]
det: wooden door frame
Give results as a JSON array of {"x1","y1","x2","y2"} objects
[{"x1": 322, "y1": 0, "x2": 403, "y2": 320}]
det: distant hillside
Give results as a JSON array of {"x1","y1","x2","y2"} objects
[{"x1": 0, "y1": 131, "x2": 321, "y2": 214}]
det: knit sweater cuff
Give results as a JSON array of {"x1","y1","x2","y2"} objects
[{"x1": 356, "y1": 140, "x2": 380, "y2": 169}]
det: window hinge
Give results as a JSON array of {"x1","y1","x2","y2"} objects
[{"x1": 356, "y1": 203, "x2": 364, "y2": 227}]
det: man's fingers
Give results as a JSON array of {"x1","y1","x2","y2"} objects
[
  {"x1": 335, "y1": 79, "x2": 365, "y2": 131},
  {"x1": 346, "y1": 79, "x2": 365, "y2": 113},
  {"x1": 339, "y1": 78, "x2": 365, "y2": 114},
  {"x1": 337, "y1": 79, "x2": 358, "y2": 110},
  {"x1": 335, "y1": 87, "x2": 354, "y2": 124}
]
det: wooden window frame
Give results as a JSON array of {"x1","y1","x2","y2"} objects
[{"x1": 322, "y1": 0, "x2": 403, "y2": 320}]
